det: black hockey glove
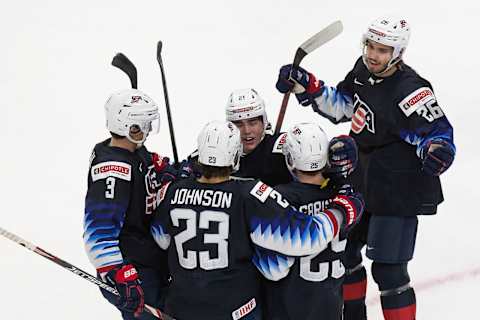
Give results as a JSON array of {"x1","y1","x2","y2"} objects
[
  {"x1": 327, "y1": 135, "x2": 358, "y2": 178},
  {"x1": 276, "y1": 64, "x2": 324, "y2": 106},
  {"x1": 105, "y1": 264, "x2": 144, "y2": 316},
  {"x1": 421, "y1": 139, "x2": 455, "y2": 176},
  {"x1": 328, "y1": 185, "x2": 364, "y2": 235}
]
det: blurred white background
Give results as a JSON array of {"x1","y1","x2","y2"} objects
[{"x1": 1, "y1": 0, "x2": 479, "y2": 318}]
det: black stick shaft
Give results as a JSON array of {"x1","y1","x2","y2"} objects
[{"x1": 157, "y1": 41, "x2": 179, "y2": 165}]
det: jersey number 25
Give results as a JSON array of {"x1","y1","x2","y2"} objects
[{"x1": 299, "y1": 235, "x2": 346, "y2": 282}]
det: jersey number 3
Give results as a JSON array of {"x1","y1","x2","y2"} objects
[
  {"x1": 171, "y1": 208, "x2": 229, "y2": 270},
  {"x1": 105, "y1": 177, "x2": 116, "y2": 199}
]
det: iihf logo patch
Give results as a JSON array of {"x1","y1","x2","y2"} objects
[
  {"x1": 232, "y1": 298, "x2": 256, "y2": 320},
  {"x1": 351, "y1": 94, "x2": 375, "y2": 134}
]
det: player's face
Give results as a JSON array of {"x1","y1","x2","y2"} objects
[
  {"x1": 364, "y1": 40, "x2": 393, "y2": 74},
  {"x1": 129, "y1": 124, "x2": 146, "y2": 142},
  {"x1": 232, "y1": 117, "x2": 264, "y2": 154}
]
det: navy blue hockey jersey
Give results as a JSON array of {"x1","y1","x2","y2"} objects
[
  {"x1": 233, "y1": 133, "x2": 292, "y2": 186},
  {"x1": 310, "y1": 58, "x2": 455, "y2": 216},
  {"x1": 83, "y1": 139, "x2": 168, "y2": 275},
  {"x1": 255, "y1": 180, "x2": 346, "y2": 320},
  {"x1": 150, "y1": 177, "x2": 342, "y2": 320}
]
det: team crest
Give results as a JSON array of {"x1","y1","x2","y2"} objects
[
  {"x1": 145, "y1": 165, "x2": 161, "y2": 214},
  {"x1": 131, "y1": 95, "x2": 148, "y2": 104},
  {"x1": 351, "y1": 94, "x2": 375, "y2": 134}
]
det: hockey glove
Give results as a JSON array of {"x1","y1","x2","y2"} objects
[
  {"x1": 105, "y1": 264, "x2": 144, "y2": 317},
  {"x1": 177, "y1": 159, "x2": 195, "y2": 178},
  {"x1": 152, "y1": 154, "x2": 194, "y2": 184},
  {"x1": 421, "y1": 139, "x2": 455, "y2": 176},
  {"x1": 328, "y1": 186, "x2": 364, "y2": 235},
  {"x1": 327, "y1": 135, "x2": 358, "y2": 178},
  {"x1": 276, "y1": 64, "x2": 324, "y2": 106}
]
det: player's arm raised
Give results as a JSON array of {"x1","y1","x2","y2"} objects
[{"x1": 275, "y1": 63, "x2": 356, "y2": 124}]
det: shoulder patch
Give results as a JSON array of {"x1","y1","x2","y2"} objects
[
  {"x1": 398, "y1": 87, "x2": 436, "y2": 117},
  {"x1": 272, "y1": 133, "x2": 288, "y2": 154},
  {"x1": 91, "y1": 161, "x2": 131, "y2": 182},
  {"x1": 250, "y1": 181, "x2": 273, "y2": 203}
]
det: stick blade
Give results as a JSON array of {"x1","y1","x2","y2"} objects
[
  {"x1": 292, "y1": 20, "x2": 343, "y2": 67},
  {"x1": 300, "y1": 20, "x2": 343, "y2": 54},
  {"x1": 111, "y1": 53, "x2": 138, "y2": 89}
]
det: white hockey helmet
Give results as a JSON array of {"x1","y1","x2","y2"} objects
[
  {"x1": 197, "y1": 120, "x2": 242, "y2": 171},
  {"x1": 362, "y1": 16, "x2": 411, "y2": 72},
  {"x1": 104, "y1": 89, "x2": 160, "y2": 144},
  {"x1": 225, "y1": 88, "x2": 268, "y2": 130},
  {"x1": 282, "y1": 122, "x2": 329, "y2": 172}
]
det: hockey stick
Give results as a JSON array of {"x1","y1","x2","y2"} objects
[
  {"x1": 112, "y1": 53, "x2": 138, "y2": 89},
  {"x1": 156, "y1": 41, "x2": 179, "y2": 165},
  {"x1": 0, "y1": 227, "x2": 175, "y2": 320},
  {"x1": 274, "y1": 20, "x2": 343, "y2": 134}
]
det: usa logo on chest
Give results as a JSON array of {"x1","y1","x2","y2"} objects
[
  {"x1": 145, "y1": 165, "x2": 161, "y2": 215},
  {"x1": 351, "y1": 94, "x2": 375, "y2": 134}
]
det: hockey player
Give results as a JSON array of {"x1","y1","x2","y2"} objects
[
  {"x1": 224, "y1": 88, "x2": 291, "y2": 185},
  {"x1": 187, "y1": 88, "x2": 357, "y2": 185},
  {"x1": 255, "y1": 122, "x2": 356, "y2": 320},
  {"x1": 275, "y1": 16, "x2": 456, "y2": 320},
  {"x1": 225, "y1": 88, "x2": 358, "y2": 185},
  {"x1": 83, "y1": 89, "x2": 176, "y2": 319},
  {"x1": 150, "y1": 120, "x2": 364, "y2": 320},
  {"x1": 224, "y1": 89, "x2": 358, "y2": 319}
]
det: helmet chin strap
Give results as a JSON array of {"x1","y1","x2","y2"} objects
[
  {"x1": 362, "y1": 54, "x2": 401, "y2": 77},
  {"x1": 373, "y1": 58, "x2": 401, "y2": 76},
  {"x1": 362, "y1": 43, "x2": 402, "y2": 77}
]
